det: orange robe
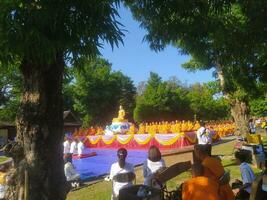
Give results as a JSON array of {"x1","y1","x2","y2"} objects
[
  {"x1": 182, "y1": 176, "x2": 220, "y2": 200},
  {"x1": 202, "y1": 156, "x2": 234, "y2": 200}
]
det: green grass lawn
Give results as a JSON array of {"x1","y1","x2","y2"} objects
[{"x1": 67, "y1": 136, "x2": 267, "y2": 200}]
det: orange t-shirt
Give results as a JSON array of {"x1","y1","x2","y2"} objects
[
  {"x1": 202, "y1": 156, "x2": 234, "y2": 200},
  {"x1": 182, "y1": 176, "x2": 220, "y2": 200}
]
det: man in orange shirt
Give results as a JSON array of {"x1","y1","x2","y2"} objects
[
  {"x1": 194, "y1": 144, "x2": 234, "y2": 200},
  {"x1": 182, "y1": 163, "x2": 220, "y2": 200}
]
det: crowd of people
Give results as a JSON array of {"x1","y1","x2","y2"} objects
[{"x1": 107, "y1": 144, "x2": 260, "y2": 200}]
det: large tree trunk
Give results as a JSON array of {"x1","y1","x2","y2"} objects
[
  {"x1": 6, "y1": 55, "x2": 66, "y2": 200},
  {"x1": 216, "y1": 64, "x2": 249, "y2": 135},
  {"x1": 230, "y1": 99, "x2": 249, "y2": 135}
]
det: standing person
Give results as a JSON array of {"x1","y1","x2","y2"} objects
[
  {"x1": 196, "y1": 121, "x2": 212, "y2": 155},
  {"x1": 143, "y1": 145, "x2": 165, "y2": 187},
  {"x1": 194, "y1": 144, "x2": 234, "y2": 200},
  {"x1": 249, "y1": 119, "x2": 256, "y2": 134},
  {"x1": 64, "y1": 153, "x2": 81, "y2": 188},
  {"x1": 182, "y1": 164, "x2": 220, "y2": 200},
  {"x1": 77, "y1": 139, "x2": 85, "y2": 158},
  {"x1": 109, "y1": 148, "x2": 134, "y2": 199},
  {"x1": 63, "y1": 137, "x2": 71, "y2": 156},
  {"x1": 70, "y1": 138, "x2": 78, "y2": 155},
  {"x1": 232, "y1": 149, "x2": 255, "y2": 199}
]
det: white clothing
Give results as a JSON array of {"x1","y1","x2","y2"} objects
[
  {"x1": 197, "y1": 127, "x2": 212, "y2": 145},
  {"x1": 0, "y1": 184, "x2": 7, "y2": 199},
  {"x1": 64, "y1": 162, "x2": 80, "y2": 181},
  {"x1": 109, "y1": 162, "x2": 134, "y2": 197},
  {"x1": 70, "y1": 141, "x2": 78, "y2": 154},
  {"x1": 63, "y1": 140, "x2": 71, "y2": 154},
  {"x1": 240, "y1": 162, "x2": 255, "y2": 193},
  {"x1": 77, "y1": 141, "x2": 84, "y2": 156},
  {"x1": 143, "y1": 159, "x2": 165, "y2": 187},
  {"x1": 249, "y1": 122, "x2": 256, "y2": 133}
]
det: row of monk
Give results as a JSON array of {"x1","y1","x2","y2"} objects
[{"x1": 72, "y1": 120, "x2": 235, "y2": 136}]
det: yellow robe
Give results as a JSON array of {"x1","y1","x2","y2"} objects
[
  {"x1": 202, "y1": 156, "x2": 234, "y2": 200},
  {"x1": 182, "y1": 176, "x2": 220, "y2": 200}
]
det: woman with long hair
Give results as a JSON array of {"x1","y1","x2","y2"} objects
[
  {"x1": 109, "y1": 148, "x2": 134, "y2": 199},
  {"x1": 143, "y1": 145, "x2": 165, "y2": 187}
]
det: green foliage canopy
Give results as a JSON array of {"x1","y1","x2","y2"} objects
[
  {"x1": 73, "y1": 58, "x2": 136, "y2": 127},
  {"x1": 0, "y1": 1, "x2": 124, "y2": 64}
]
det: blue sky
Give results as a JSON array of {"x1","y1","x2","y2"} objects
[{"x1": 100, "y1": 6, "x2": 214, "y2": 86}]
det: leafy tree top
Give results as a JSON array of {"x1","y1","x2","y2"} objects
[{"x1": 0, "y1": 1, "x2": 124, "y2": 64}]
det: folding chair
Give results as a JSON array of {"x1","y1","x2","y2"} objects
[
  {"x1": 112, "y1": 172, "x2": 136, "y2": 200},
  {"x1": 153, "y1": 161, "x2": 192, "y2": 200}
]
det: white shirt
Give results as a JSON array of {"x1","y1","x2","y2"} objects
[
  {"x1": 109, "y1": 162, "x2": 134, "y2": 197},
  {"x1": 249, "y1": 122, "x2": 256, "y2": 133},
  {"x1": 240, "y1": 162, "x2": 255, "y2": 193},
  {"x1": 197, "y1": 127, "x2": 212, "y2": 144},
  {"x1": 77, "y1": 141, "x2": 84, "y2": 156},
  {"x1": 70, "y1": 141, "x2": 78, "y2": 154},
  {"x1": 64, "y1": 162, "x2": 80, "y2": 181},
  {"x1": 143, "y1": 159, "x2": 165, "y2": 186},
  {"x1": 63, "y1": 140, "x2": 71, "y2": 154}
]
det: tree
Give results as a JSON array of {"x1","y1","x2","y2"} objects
[
  {"x1": 126, "y1": 1, "x2": 266, "y2": 135},
  {"x1": 0, "y1": 1, "x2": 124, "y2": 199},
  {"x1": 250, "y1": 98, "x2": 267, "y2": 117},
  {"x1": 73, "y1": 57, "x2": 136, "y2": 126},
  {"x1": 0, "y1": 63, "x2": 21, "y2": 122},
  {"x1": 186, "y1": 82, "x2": 229, "y2": 121},
  {"x1": 134, "y1": 72, "x2": 191, "y2": 123}
]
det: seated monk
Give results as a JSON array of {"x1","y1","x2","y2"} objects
[
  {"x1": 182, "y1": 163, "x2": 220, "y2": 200},
  {"x1": 194, "y1": 144, "x2": 234, "y2": 200},
  {"x1": 138, "y1": 123, "x2": 146, "y2": 134}
]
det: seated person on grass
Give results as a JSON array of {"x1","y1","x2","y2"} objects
[
  {"x1": 64, "y1": 153, "x2": 81, "y2": 188},
  {"x1": 194, "y1": 144, "x2": 234, "y2": 200},
  {"x1": 0, "y1": 163, "x2": 10, "y2": 200},
  {"x1": 182, "y1": 163, "x2": 220, "y2": 200},
  {"x1": 143, "y1": 145, "x2": 165, "y2": 188},
  {"x1": 232, "y1": 149, "x2": 255, "y2": 200},
  {"x1": 109, "y1": 148, "x2": 134, "y2": 200}
]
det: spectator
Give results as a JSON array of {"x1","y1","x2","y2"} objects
[
  {"x1": 70, "y1": 138, "x2": 78, "y2": 155},
  {"x1": 232, "y1": 149, "x2": 255, "y2": 199},
  {"x1": 182, "y1": 163, "x2": 220, "y2": 200},
  {"x1": 0, "y1": 164, "x2": 9, "y2": 200},
  {"x1": 196, "y1": 121, "x2": 212, "y2": 155},
  {"x1": 63, "y1": 137, "x2": 71, "y2": 156},
  {"x1": 143, "y1": 145, "x2": 165, "y2": 187},
  {"x1": 109, "y1": 148, "x2": 134, "y2": 199},
  {"x1": 194, "y1": 144, "x2": 234, "y2": 200},
  {"x1": 77, "y1": 138, "x2": 85, "y2": 158},
  {"x1": 64, "y1": 153, "x2": 81, "y2": 188},
  {"x1": 249, "y1": 119, "x2": 256, "y2": 134}
]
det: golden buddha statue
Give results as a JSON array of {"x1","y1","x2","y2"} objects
[{"x1": 112, "y1": 105, "x2": 128, "y2": 123}]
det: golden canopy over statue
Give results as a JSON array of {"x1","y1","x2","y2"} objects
[{"x1": 112, "y1": 105, "x2": 128, "y2": 123}]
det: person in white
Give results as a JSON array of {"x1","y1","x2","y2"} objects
[
  {"x1": 249, "y1": 119, "x2": 256, "y2": 134},
  {"x1": 64, "y1": 153, "x2": 80, "y2": 188},
  {"x1": 63, "y1": 137, "x2": 71, "y2": 155},
  {"x1": 143, "y1": 145, "x2": 165, "y2": 188},
  {"x1": 233, "y1": 149, "x2": 255, "y2": 198},
  {"x1": 77, "y1": 139, "x2": 85, "y2": 158},
  {"x1": 70, "y1": 138, "x2": 78, "y2": 155},
  {"x1": 109, "y1": 148, "x2": 134, "y2": 199},
  {"x1": 196, "y1": 121, "x2": 212, "y2": 145}
]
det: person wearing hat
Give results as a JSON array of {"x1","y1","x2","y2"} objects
[{"x1": 109, "y1": 148, "x2": 134, "y2": 199}]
